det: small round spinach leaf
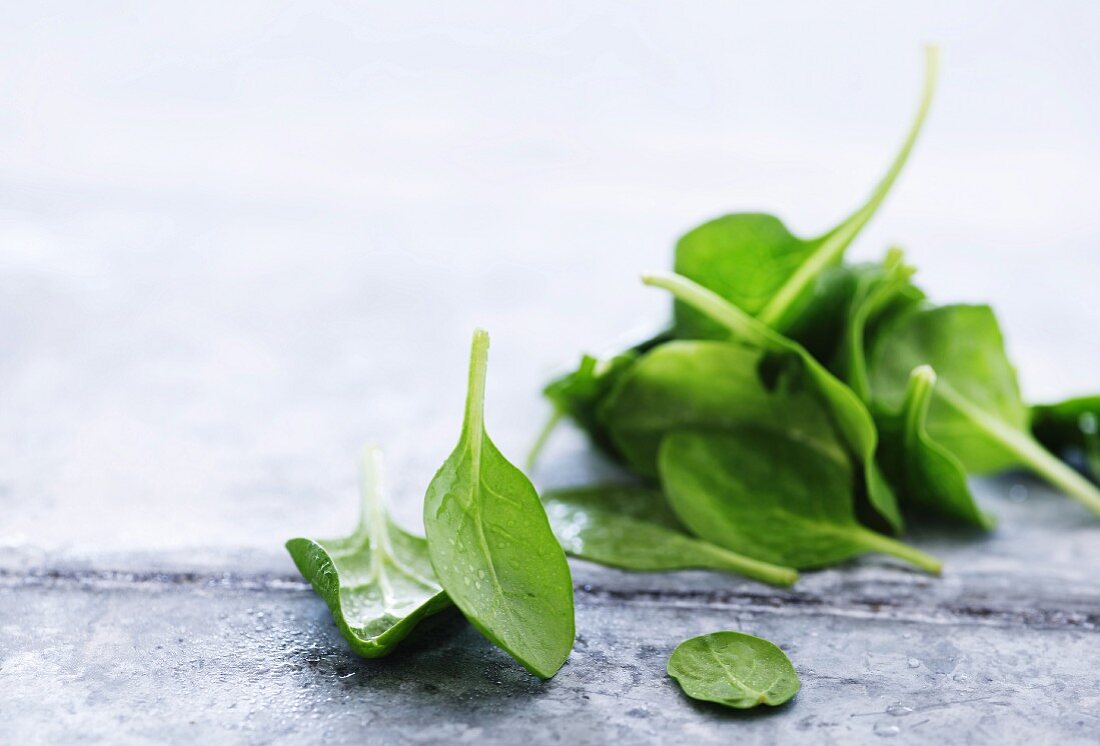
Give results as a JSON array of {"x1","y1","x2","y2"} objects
[{"x1": 667, "y1": 631, "x2": 800, "y2": 709}]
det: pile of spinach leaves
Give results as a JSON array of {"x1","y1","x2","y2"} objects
[
  {"x1": 533, "y1": 46, "x2": 1100, "y2": 594},
  {"x1": 287, "y1": 46, "x2": 1100, "y2": 710}
]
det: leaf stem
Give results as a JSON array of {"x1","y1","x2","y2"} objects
[
  {"x1": 526, "y1": 408, "x2": 564, "y2": 472},
  {"x1": 937, "y1": 382, "x2": 1100, "y2": 516},
  {"x1": 697, "y1": 543, "x2": 799, "y2": 587},
  {"x1": 464, "y1": 329, "x2": 491, "y2": 468},
  {"x1": 758, "y1": 45, "x2": 939, "y2": 329},
  {"x1": 642, "y1": 272, "x2": 776, "y2": 348},
  {"x1": 853, "y1": 526, "x2": 943, "y2": 575}
]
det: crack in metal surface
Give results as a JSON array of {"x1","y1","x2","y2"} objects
[{"x1": 3, "y1": 566, "x2": 1099, "y2": 631}]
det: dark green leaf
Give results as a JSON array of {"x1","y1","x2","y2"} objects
[
  {"x1": 286, "y1": 448, "x2": 451, "y2": 658},
  {"x1": 876, "y1": 367, "x2": 994, "y2": 529},
  {"x1": 667, "y1": 631, "x2": 800, "y2": 709},
  {"x1": 543, "y1": 485, "x2": 798, "y2": 587},
  {"x1": 642, "y1": 272, "x2": 903, "y2": 532},
  {"x1": 673, "y1": 47, "x2": 937, "y2": 338},
  {"x1": 660, "y1": 430, "x2": 941, "y2": 573},
  {"x1": 424, "y1": 329, "x2": 575, "y2": 679},
  {"x1": 868, "y1": 305, "x2": 1100, "y2": 516},
  {"x1": 1032, "y1": 396, "x2": 1100, "y2": 483}
]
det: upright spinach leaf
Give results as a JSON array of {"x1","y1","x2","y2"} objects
[
  {"x1": 667, "y1": 631, "x2": 800, "y2": 709},
  {"x1": 659, "y1": 430, "x2": 941, "y2": 573},
  {"x1": 1032, "y1": 396, "x2": 1100, "y2": 484},
  {"x1": 286, "y1": 448, "x2": 451, "y2": 658},
  {"x1": 877, "y1": 367, "x2": 994, "y2": 529},
  {"x1": 868, "y1": 305, "x2": 1100, "y2": 516},
  {"x1": 643, "y1": 271, "x2": 903, "y2": 532},
  {"x1": 424, "y1": 329, "x2": 575, "y2": 679},
  {"x1": 543, "y1": 485, "x2": 798, "y2": 587},
  {"x1": 674, "y1": 47, "x2": 937, "y2": 338}
]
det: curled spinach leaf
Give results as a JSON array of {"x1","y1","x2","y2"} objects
[
  {"x1": 868, "y1": 304, "x2": 1100, "y2": 516},
  {"x1": 286, "y1": 448, "x2": 451, "y2": 658},
  {"x1": 877, "y1": 367, "x2": 994, "y2": 529},
  {"x1": 1032, "y1": 396, "x2": 1100, "y2": 484},
  {"x1": 667, "y1": 631, "x2": 801, "y2": 709},
  {"x1": 674, "y1": 47, "x2": 937, "y2": 338},
  {"x1": 543, "y1": 485, "x2": 798, "y2": 587},
  {"x1": 642, "y1": 271, "x2": 903, "y2": 533},
  {"x1": 424, "y1": 329, "x2": 575, "y2": 679},
  {"x1": 659, "y1": 430, "x2": 941, "y2": 573}
]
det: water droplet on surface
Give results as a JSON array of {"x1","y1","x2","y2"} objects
[
  {"x1": 1008, "y1": 485, "x2": 1029, "y2": 503},
  {"x1": 874, "y1": 722, "x2": 901, "y2": 738},
  {"x1": 886, "y1": 703, "x2": 913, "y2": 717},
  {"x1": 907, "y1": 658, "x2": 920, "y2": 669}
]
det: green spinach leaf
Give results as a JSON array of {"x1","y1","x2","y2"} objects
[
  {"x1": 667, "y1": 631, "x2": 800, "y2": 709},
  {"x1": 286, "y1": 448, "x2": 451, "y2": 658},
  {"x1": 1033, "y1": 396, "x2": 1100, "y2": 483},
  {"x1": 642, "y1": 271, "x2": 903, "y2": 532},
  {"x1": 659, "y1": 430, "x2": 941, "y2": 573},
  {"x1": 543, "y1": 485, "x2": 798, "y2": 587},
  {"x1": 424, "y1": 329, "x2": 575, "y2": 679},
  {"x1": 673, "y1": 47, "x2": 937, "y2": 338},
  {"x1": 868, "y1": 304, "x2": 1100, "y2": 516},
  {"x1": 876, "y1": 367, "x2": 994, "y2": 528}
]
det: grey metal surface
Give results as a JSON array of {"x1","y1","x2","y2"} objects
[{"x1": 4, "y1": 3, "x2": 1100, "y2": 743}]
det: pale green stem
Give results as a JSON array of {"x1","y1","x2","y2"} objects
[
  {"x1": 642, "y1": 272, "x2": 777, "y2": 349},
  {"x1": 696, "y1": 543, "x2": 799, "y2": 587},
  {"x1": 758, "y1": 45, "x2": 939, "y2": 329},
  {"x1": 854, "y1": 526, "x2": 943, "y2": 575},
  {"x1": 937, "y1": 382, "x2": 1100, "y2": 516},
  {"x1": 526, "y1": 408, "x2": 564, "y2": 472},
  {"x1": 464, "y1": 329, "x2": 491, "y2": 473}
]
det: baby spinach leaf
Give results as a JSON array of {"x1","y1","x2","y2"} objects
[
  {"x1": 602, "y1": 340, "x2": 849, "y2": 481},
  {"x1": 285, "y1": 448, "x2": 451, "y2": 658},
  {"x1": 673, "y1": 47, "x2": 937, "y2": 338},
  {"x1": 830, "y1": 248, "x2": 924, "y2": 401},
  {"x1": 424, "y1": 329, "x2": 575, "y2": 679},
  {"x1": 1032, "y1": 396, "x2": 1100, "y2": 483},
  {"x1": 531, "y1": 331, "x2": 673, "y2": 469},
  {"x1": 667, "y1": 631, "x2": 800, "y2": 709},
  {"x1": 659, "y1": 430, "x2": 942, "y2": 573},
  {"x1": 642, "y1": 271, "x2": 903, "y2": 532},
  {"x1": 876, "y1": 367, "x2": 994, "y2": 529},
  {"x1": 534, "y1": 350, "x2": 640, "y2": 465},
  {"x1": 868, "y1": 305, "x2": 1100, "y2": 516},
  {"x1": 543, "y1": 485, "x2": 799, "y2": 587}
]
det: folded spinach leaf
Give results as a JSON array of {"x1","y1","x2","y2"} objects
[
  {"x1": 673, "y1": 47, "x2": 937, "y2": 339},
  {"x1": 424, "y1": 329, "x2": 575, "y2": 679},
  {"x1": 830, "y1": 248, "x2": 925, "y2": 401},
  {"x1": 286, "y1": 448, "x2": 451, "y2": 658},
  {"x1": 868, "y1": 305, "x2": 1100, "y2": 516},
  {"x1": 659, "y1": 430, "x2": 941, "y2": 573},
  {"x1": 667, "y1": 631, "x2": 801, "y2": 709},
  {"x1": 642, "y1": 271, "x2": 903, "y2": 533},
  {"x1": 1032, "y1": 396, "x2": 1100, "y2": 483},
  {"x1": 876, "y1": 367, "x2": 994, "y2": 529},
  {"x1": 543, "y1": 484, "x2": 798, "y2": 587}
]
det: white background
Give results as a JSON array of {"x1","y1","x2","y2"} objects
[{"x1": 1, "y1": 2, "x2": 1098, "y2": 549}]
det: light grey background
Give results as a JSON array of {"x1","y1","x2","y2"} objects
[{"x1": 2, "y1": 3, "x2": 1099, "y2": 743}]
